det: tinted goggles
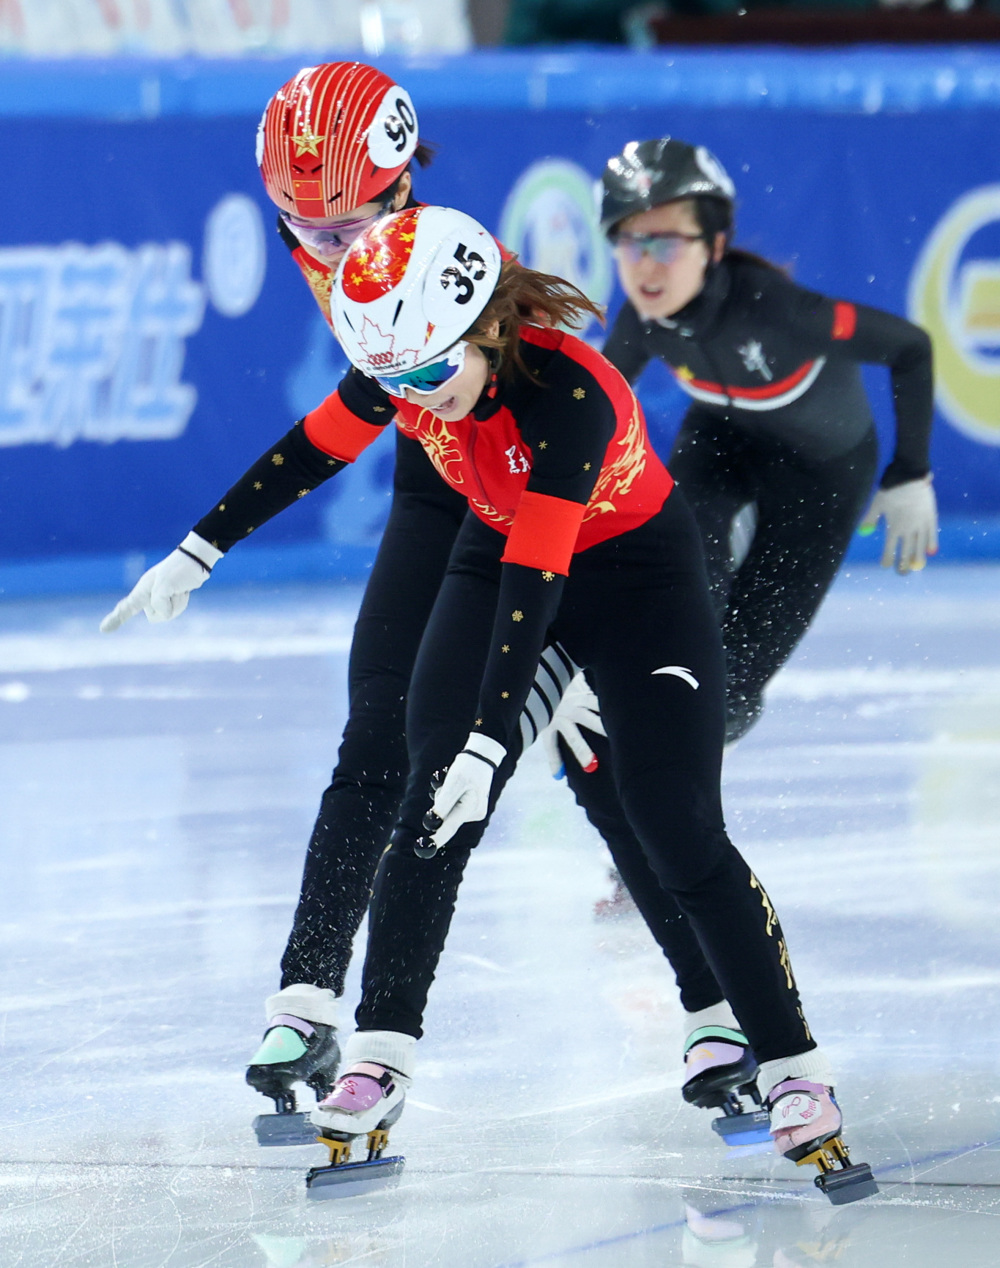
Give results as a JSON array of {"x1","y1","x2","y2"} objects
[
  {"x1": 374, "y1": 342, "x2": 467, "y2": 399},
  {"x1": 611, "y1": 230, "x2": 705, "y2": 266},
  {"x1": 279, "y1": 201, "x2": 392, "y2": 259}
]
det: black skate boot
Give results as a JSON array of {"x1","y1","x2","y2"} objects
[
  {"x1": 681, "y1": 1024, "x2": 771, "y2": 1149},
  {"x1": 247, "y1": 984, "x2": 341, "y2": 1147}
]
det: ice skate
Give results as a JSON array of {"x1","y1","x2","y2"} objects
[
  {"x1": 766, "y1": 1079, "x2": 878, "y2": 1205},
  {"x1": 681, "y1": 1022, "x2": 770, "y2": 1149},
  {"x1": 247, "y1": 984, "x2": 341, "y2": 1146},
  {"x1": 305, "y1": 1030, "x2": 413, "y2": 1199}
]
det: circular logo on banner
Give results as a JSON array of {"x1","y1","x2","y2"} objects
[
  {"x1": 202, "y1": 194, "x2": 267, "y2": 318},
  {"x1": 909, "y1": 185, "x2": 1000, "y2": 445},
  {"x1": 499, "y1": 159, "x2": 612, "y2": 325}
]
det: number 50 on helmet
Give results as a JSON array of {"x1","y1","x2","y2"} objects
[
  {"x1": 331, "y1": 206, "x2": 502, "y2": 380},
  {"x1": 257, "y1": 61, "x2": 420, "y2": 217}
]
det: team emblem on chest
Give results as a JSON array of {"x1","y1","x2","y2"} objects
[{"x1": 737, "y1": 339, "x2": 772, "y2": 381}]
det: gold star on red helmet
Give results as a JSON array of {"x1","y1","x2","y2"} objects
[{"x1": 292, "y1": 128, "x2": 326, "y2": 157}]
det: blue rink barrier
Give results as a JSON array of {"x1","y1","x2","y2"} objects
[{"x1": 1, "y1": 48, "x2": 999, "y2": 597}]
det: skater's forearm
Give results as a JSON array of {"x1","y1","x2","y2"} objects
[
  {"x1": 193, "y1": 422, "x2": 348, "y2": 552},
  {"x1": 834, "y1": 304, "x2": 934, "y2": 486},
  {"x1": 474, "y1": 562, "x2": 564, "y2": 746},
  {"x1": 194, "y1": 372, "x2": 396, "y2": 552}
]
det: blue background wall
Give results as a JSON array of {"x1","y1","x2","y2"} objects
[{"x1": 1, "y1": 48, "x2": 998, "y2": 596}]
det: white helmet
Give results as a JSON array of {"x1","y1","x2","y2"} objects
[{"x1": 332, "y1": 205, "x2": 502, "y2": 381}]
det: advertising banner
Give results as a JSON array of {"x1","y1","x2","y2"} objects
[{"x1": 1, "y1": 51, "x2": 998, "y2": 594}]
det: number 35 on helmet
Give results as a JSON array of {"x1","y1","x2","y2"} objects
[{"x1": 331, "y1": 206, "x2": 503, "y2": 381}]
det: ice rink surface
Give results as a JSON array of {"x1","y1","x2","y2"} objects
[{"x1": 2, "y1": 563, "x2": 999, "y2": 1267}]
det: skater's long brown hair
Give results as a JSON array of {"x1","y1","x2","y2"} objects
[{"x1": 464, "y1": 258, "x2": 604, "y2": 380}]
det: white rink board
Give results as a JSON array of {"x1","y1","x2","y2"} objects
[{"x1": 1, "y1": 566, "x2": 999, "y2": 1267}]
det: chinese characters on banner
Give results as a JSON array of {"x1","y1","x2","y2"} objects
[{"x1": 0, "y1": 241, "x2": 205, "y2": 447}]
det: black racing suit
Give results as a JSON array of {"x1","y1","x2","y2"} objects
[{"x1": 603, "y1": 252, "x2": 933, "y2": 738}]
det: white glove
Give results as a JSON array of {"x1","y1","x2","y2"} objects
[
  {"x1": 100, "y1": 532, "x2": 224, "y2": 632},
  {"x1": 859, "y1": 474, "x2": 938, "y2": 574},
  {"x1": 541, "y1": 672, "x2": 606, "y2": 778},
  {"x1": 428, "y1": 733, "x2": 506, "y2": 850}
]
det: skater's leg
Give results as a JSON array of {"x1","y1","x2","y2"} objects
[
  {"x1": 668, "y1": 409, "x2": 755, "y2": 619},
  {"x1": 561, "y1": 729, "x2": 725, "y2": 1014},
  {"x1": 720, "y1": 431, "x2": 878, "y2": 739},
  {"x1": 280, "y1": 437, "x2": 466, "y2": 993},
  {"x1": 556, "y1": 494, "x2": 816, "y2": 1068},
  {"x1": 357, "y1": 519, "x2": 513, "y2": 1039},
  {"x1": 570, "y1": 495, "x2": 874, "y2": 1199}
]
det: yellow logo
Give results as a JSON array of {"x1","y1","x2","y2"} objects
[{"x1": 909, "y1": 186, "x2": 1000, "y2": 444}]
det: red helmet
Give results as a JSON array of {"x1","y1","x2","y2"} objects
[{"x1": 257, "y1": 62, "x2": 420, "y2": 218}]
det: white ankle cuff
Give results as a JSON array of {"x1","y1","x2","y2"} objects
[
  {"x1": 265, "y1": 984, "x2": 340, "y2": 1027},
  {"x1": 684, "y1": 1000, "x2": 741, "y2": 1041},
  {"x1": 758, "y1": 1049, "x2": 835, "y2": 1098},
  {"x1": 343, "y1": 1029, "x2": 416, "y2": 1079}
]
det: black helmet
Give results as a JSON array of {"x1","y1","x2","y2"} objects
[{"x1": 599, "y1": 138, "x2": 736, "y2": 237}]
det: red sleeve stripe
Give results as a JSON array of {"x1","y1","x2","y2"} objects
[
  {"x1": 832, "y1": 301, "x2": 857, "y2": 341},
  {"x1": 502, "y1": 490, "x2": 586, "y2": 575},
  {"x1": 303, "y1": 391, "x2": 386, "y2": 462}
]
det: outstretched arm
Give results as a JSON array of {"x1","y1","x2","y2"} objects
[{"x1": 100, "y1": 371, "x2": 394, "y2": 630}]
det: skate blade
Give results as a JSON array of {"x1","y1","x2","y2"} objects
[
  {"x1": 252, "y1": 1111, "x2": 319, "y2": 1147},
  {"x1": 711, "y1": 1108, "x2": 772, "y2": 1150},
  {"x1": 815, "y1": 1161, "x2": 879, "y2": 1206},
  {"x1": 305, "y1": 1155, "x2": 405, "y2": 1199}
]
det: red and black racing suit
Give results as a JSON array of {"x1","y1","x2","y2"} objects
[
  {"x1": 213, "y1": 220, "x2": 722, "y2": 1015},
  {"x1": 198, "y1": 324, "x2": 819, "y2": 1065}
]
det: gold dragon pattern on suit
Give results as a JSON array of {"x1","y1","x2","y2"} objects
[
  {"x1": 398, "y1": 411, "x2": 515, "y2": 530},
  {"x1": 584, "y1": 404, "x2": 647, "y2": 520},
  {"x1": 299, "y1": 259, "x2": 334, "y2": 325}
]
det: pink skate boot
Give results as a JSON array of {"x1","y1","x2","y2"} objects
[
  {"x1": 766, "y1": 1079, "x2": 878, "y2": 1205},
  {"x1": 304, "y1": 1030, "x2": 413, "y2": 1199}
]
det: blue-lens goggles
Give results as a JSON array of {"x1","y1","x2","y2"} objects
[
  {"x1": 611, "y1": 230, "x2": 705, "y2": 266},
  {"x1": 374, "y1": 342, "x2": 467, "y2": 398}
]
